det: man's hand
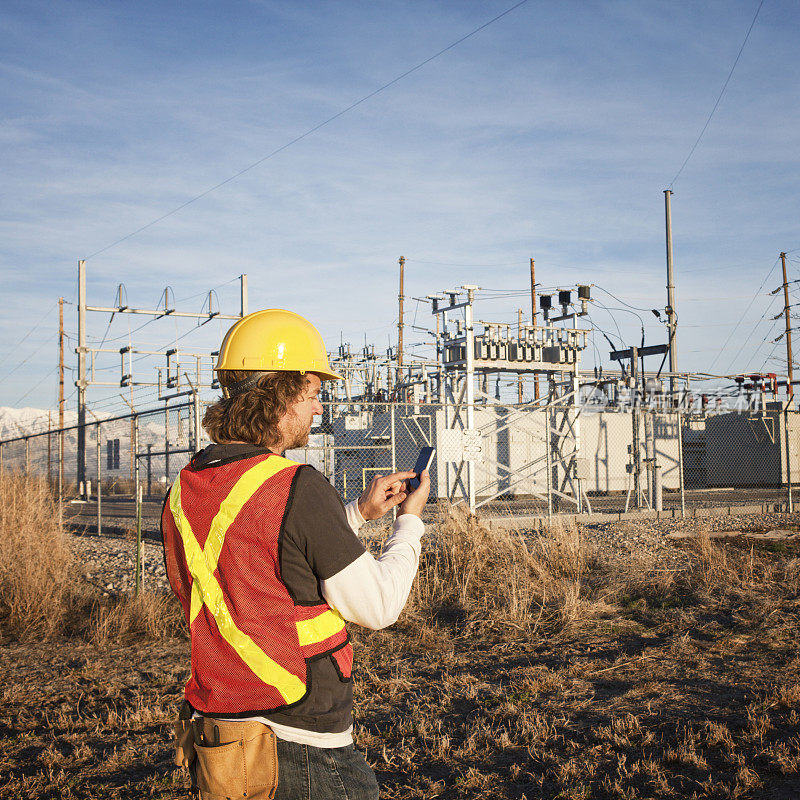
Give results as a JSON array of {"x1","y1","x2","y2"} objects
[
  {"x1": 398, "y1": 469, "x2": 430, "y2": 518},
  {"x1": 357, "y1": 471, "x2": 416, "y2": 521}
]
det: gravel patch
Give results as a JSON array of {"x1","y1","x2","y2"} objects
[
  {"x1": 577, "y1": 510, "x2": 800, "y2": 568},
  {"x1": 68, "y1": 530, "x2": 169, "y2": 596},
  {"x1": 65, "y1": 510, "x2": 800, "y2": 596}
]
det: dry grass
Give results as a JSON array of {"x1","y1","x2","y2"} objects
[
  {"x1": 354, "y1": 510, "x2": 800, "y2": 799},
  {"x1": 1, "y1": 476, "x2": 799, "y2": 798},
  {"x1": 0, "y1": 472, "x2": 85, "y2": 639},
  {"x1": 89, "y1": 591, "x2": 186, "y2": 647},
  {"x1": 0, "y1": 473, "x2": 183, "y2": 645},
  {"x1": 404, "y1": 505, "x2": 596, "y2": 635}
]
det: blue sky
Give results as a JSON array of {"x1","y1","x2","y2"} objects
[{"x1": 1, "y1": 0, "x2": 799, "y2": 417}]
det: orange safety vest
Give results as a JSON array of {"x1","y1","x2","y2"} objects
[{"x1": 162, "y1": 451, "x2": 352, "y2": 715}]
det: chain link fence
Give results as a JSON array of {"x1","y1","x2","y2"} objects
[{"x1": 2, "y1": 397, "x2": 797, "y2": 543}]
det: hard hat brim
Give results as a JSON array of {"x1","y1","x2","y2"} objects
[{"x1": 314, "y1": 367, "x2": 344, "y2": 382}]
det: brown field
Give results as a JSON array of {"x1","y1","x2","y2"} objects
[{"x1": 1, "y1": 474, "x2": 799, "y2": 799}]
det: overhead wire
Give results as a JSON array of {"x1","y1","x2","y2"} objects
[
  {"x1": 175, "y1": 276, "x2": 240, "y2": 304},
  {"x1": 669, "y1": 0, "x2": 765, "y2": 187},
  {"x1": 0, "y1": 334, "x2": 58, "y2": 383},
  {"x1": 590, "y1": 300, "x2": 641, "y2": 346},
  {"x1": 14, "y1": 366, "x2": 59, "y2": 407},
  {"x1": 707, "y1": 256, "x2": 779, "y2": 371},
  {"x1": 591, "y1": 285, "x2": 654, "y2": 313},
  {"x1": 723, "y1": 292, "x2": 781, "y2": 372},
  {"x1": 83, "y1": 0, "x2": 530, "y2": 261},
  {"x1": 0, "y1": 299, "x2": 58, "y2": 368}
]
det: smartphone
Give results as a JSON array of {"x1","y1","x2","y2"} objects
[{"x1": 408, "y1": 447, "x2": 435, "y2": 490}]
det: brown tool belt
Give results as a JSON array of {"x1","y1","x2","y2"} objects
[{"x1": 173, "y1": 704, "x2": 278, "y2": 800}]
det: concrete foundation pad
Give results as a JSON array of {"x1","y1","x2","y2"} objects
[
  {"x1": 485, "y1": 503, "x2": 797, "y2": 530},
  {"x1": 651, "y1": 530, "x2": 798, "y2": 541}
]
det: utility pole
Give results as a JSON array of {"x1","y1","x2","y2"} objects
[
  {"x1": 781, "y1": 251, "x2": 793, "y2": 401},
  {"x1": 58, "y1": 297, "x2": 65, "y2": 483},
  {"x1": 530, "y1": 257, "x2": 540, "y2": 401},
  {"x1": 631, "y1": 346, "x2": 642, "y2": 509},
  {"x1": 518, "y1": 309, "x2": 524, "y2": 403},
  {"x1": 464, "y1": 286, "x2": 477, "y2": 511},
  {"x1": 77, "y1": 260, "x2": 87, "y2": 496},
  {"x1": 435, "y1": 311, "x2": 440, "y2": 397},
  {"x1": 397, "y1": 256, "x2": 405, "y2": 381},
  {"x1": 664, "y1": 190, "x2": 678, "y2": 401},
  {"x1": 240, "y1": 273, "x2": 248, "y2": 317}
]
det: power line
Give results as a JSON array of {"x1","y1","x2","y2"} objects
[
  {"x1": 0, "y1": 299, "x2": 58, "y2": 369},
  {"x1": 592, "y1": 285, "x2": 653, "y2": 313},
  {"x1": 743, "y1": 318, "x2": 780, "y2": 371},
  {"x1": 13, "y1": 366, "x2": 59, "y2": 407},
  {"x1": 759, "y1": 341, "x2": 781, "y2": 373},
  {"x1": 0, "y1": 334, "x2": 57, "y2": 383},
  {"x1": 83, "y1": 0, "x2": 530, "y2": 261},
  {"x1": 707, "y1": 256, "x2": 779, "y2": 371},
  {"x1": 175, "y1": 276, "x2": 240, "y2": 304},
  {"x1": 723, "y1": 291, "x2": 780, "y2": 373},
  {"x1": 587, "y1": 305, "x2": 625, "y2": 348},
  {"x1": 669, "y1": 0, "x2": 765, "y2": 187}
]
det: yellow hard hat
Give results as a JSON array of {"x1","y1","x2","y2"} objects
[{"x1": 215, "y1": 309, "x2": 342, "y2": 381}]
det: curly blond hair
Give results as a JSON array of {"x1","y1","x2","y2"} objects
[{"x1": 202, "y1": 371, "x2": 308, "y2": 450}]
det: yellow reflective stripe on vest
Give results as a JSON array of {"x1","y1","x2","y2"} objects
[
  {"x1": 296, "y1": 608, "x2": 347, "y2": 647},
  {"x1": 169, "y1": 457, "x2": 305, "y2": 705},
  {"x1": 187, "y1": 455, "x2": 295, "y2": 623}
]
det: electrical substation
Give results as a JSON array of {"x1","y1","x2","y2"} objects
[{"x1": 3, "y1": 240, "x2": 800, "y2": 525}]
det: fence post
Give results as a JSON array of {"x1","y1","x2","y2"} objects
[
  {"x1": 545, "y1": 404, "x2": 553, "y2": 523},
  {"x1": 653, "y1": 463, "x2": 663, "y2": 512},
  {"x1": 677, "y1": 409, "x2": 686, "y2": 518},
  {"x1": 193, "y1": 390, "x2": 201, "y2": 453},
  {"x1": 165, "y1": 404, "x2": 170, "y2": 486},
  {"x1": 644, "y1": 410, "x2": 654, "y2": 508},
  {"x1": 25, "y1": 437, "x2": 29, "y2": 476},
  {"x1": 96, "y1": 423, "x2": 102, "y2": 537},
  {"x1": 632, "y1": 401, "x2": 642, "y2": 509},
  {"x1": 146, "y1": 444, "x2": 152, "y2": 499},
  {"x1": 134, "y1": 415, "x2": 143, "y2": 596},
  {"x1": 0, "y1": 442, "x2": 3, "y2": 475},
  {"x1": 57, "y1": 434, "x2": 63, "y2": 528},
  {"x1": 784, "y1": 405, "x2": 793, "y2": 513},
  {"x1": 390, "y1": 403, "x2": 397, "y2": 521}
]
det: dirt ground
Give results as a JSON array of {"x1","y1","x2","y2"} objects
[{"x1": 1, "y1": 535, "x2": 799, "y2": 799}]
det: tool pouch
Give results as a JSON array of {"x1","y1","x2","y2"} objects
[
  {"x1": 173, "y1": 700, "x2": 196, "y2": 768},
  {"x1": 191, "y1": 716, "x2": 279, "y2": 800}
]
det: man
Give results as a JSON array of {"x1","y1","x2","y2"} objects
[{"x1": 162, "y1": 309, "x2": 430, "y2": 800}]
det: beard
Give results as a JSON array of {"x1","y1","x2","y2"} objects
[
  {"x1": 281, "y1": 410, "x2": 311, "y2": 450},
  {"x1": 286, "y1": 427, "x2": 310, "y2": 450}
]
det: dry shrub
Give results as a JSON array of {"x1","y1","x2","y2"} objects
[
  {"x1": 692, "y1": 526, "x2": 737, "y2": 587},
  {"x1": 89, "y1": 591, "x2": 185, "y2": 646},
  {"x1": 688, "y1": 527, "x2": 796, "y2": 598},
  {"x1": 405, "y1": 505, "x2": 592, "y2": 633},
  {"x1": 0, "y1": 473, "x2": 185, "y2": 645},
  {"x1": 0, "y1": 473, "x2": 90, "y2": 639}
]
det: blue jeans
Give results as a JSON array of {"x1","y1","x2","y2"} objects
[{"x1": 273, "y1": 740, "x2": 379, "y2": 800}]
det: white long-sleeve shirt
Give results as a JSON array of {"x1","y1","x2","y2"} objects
[{"x1": 254, "y1": 500, "x2": 424, "y2": 747}]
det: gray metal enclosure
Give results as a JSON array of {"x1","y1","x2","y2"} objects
[
  {"x1": 705, "y1": 408, "x2": 800, "y2": 487},
  {"x1": 326, "y1": 403, "x2": 682, "y2": 504}
]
